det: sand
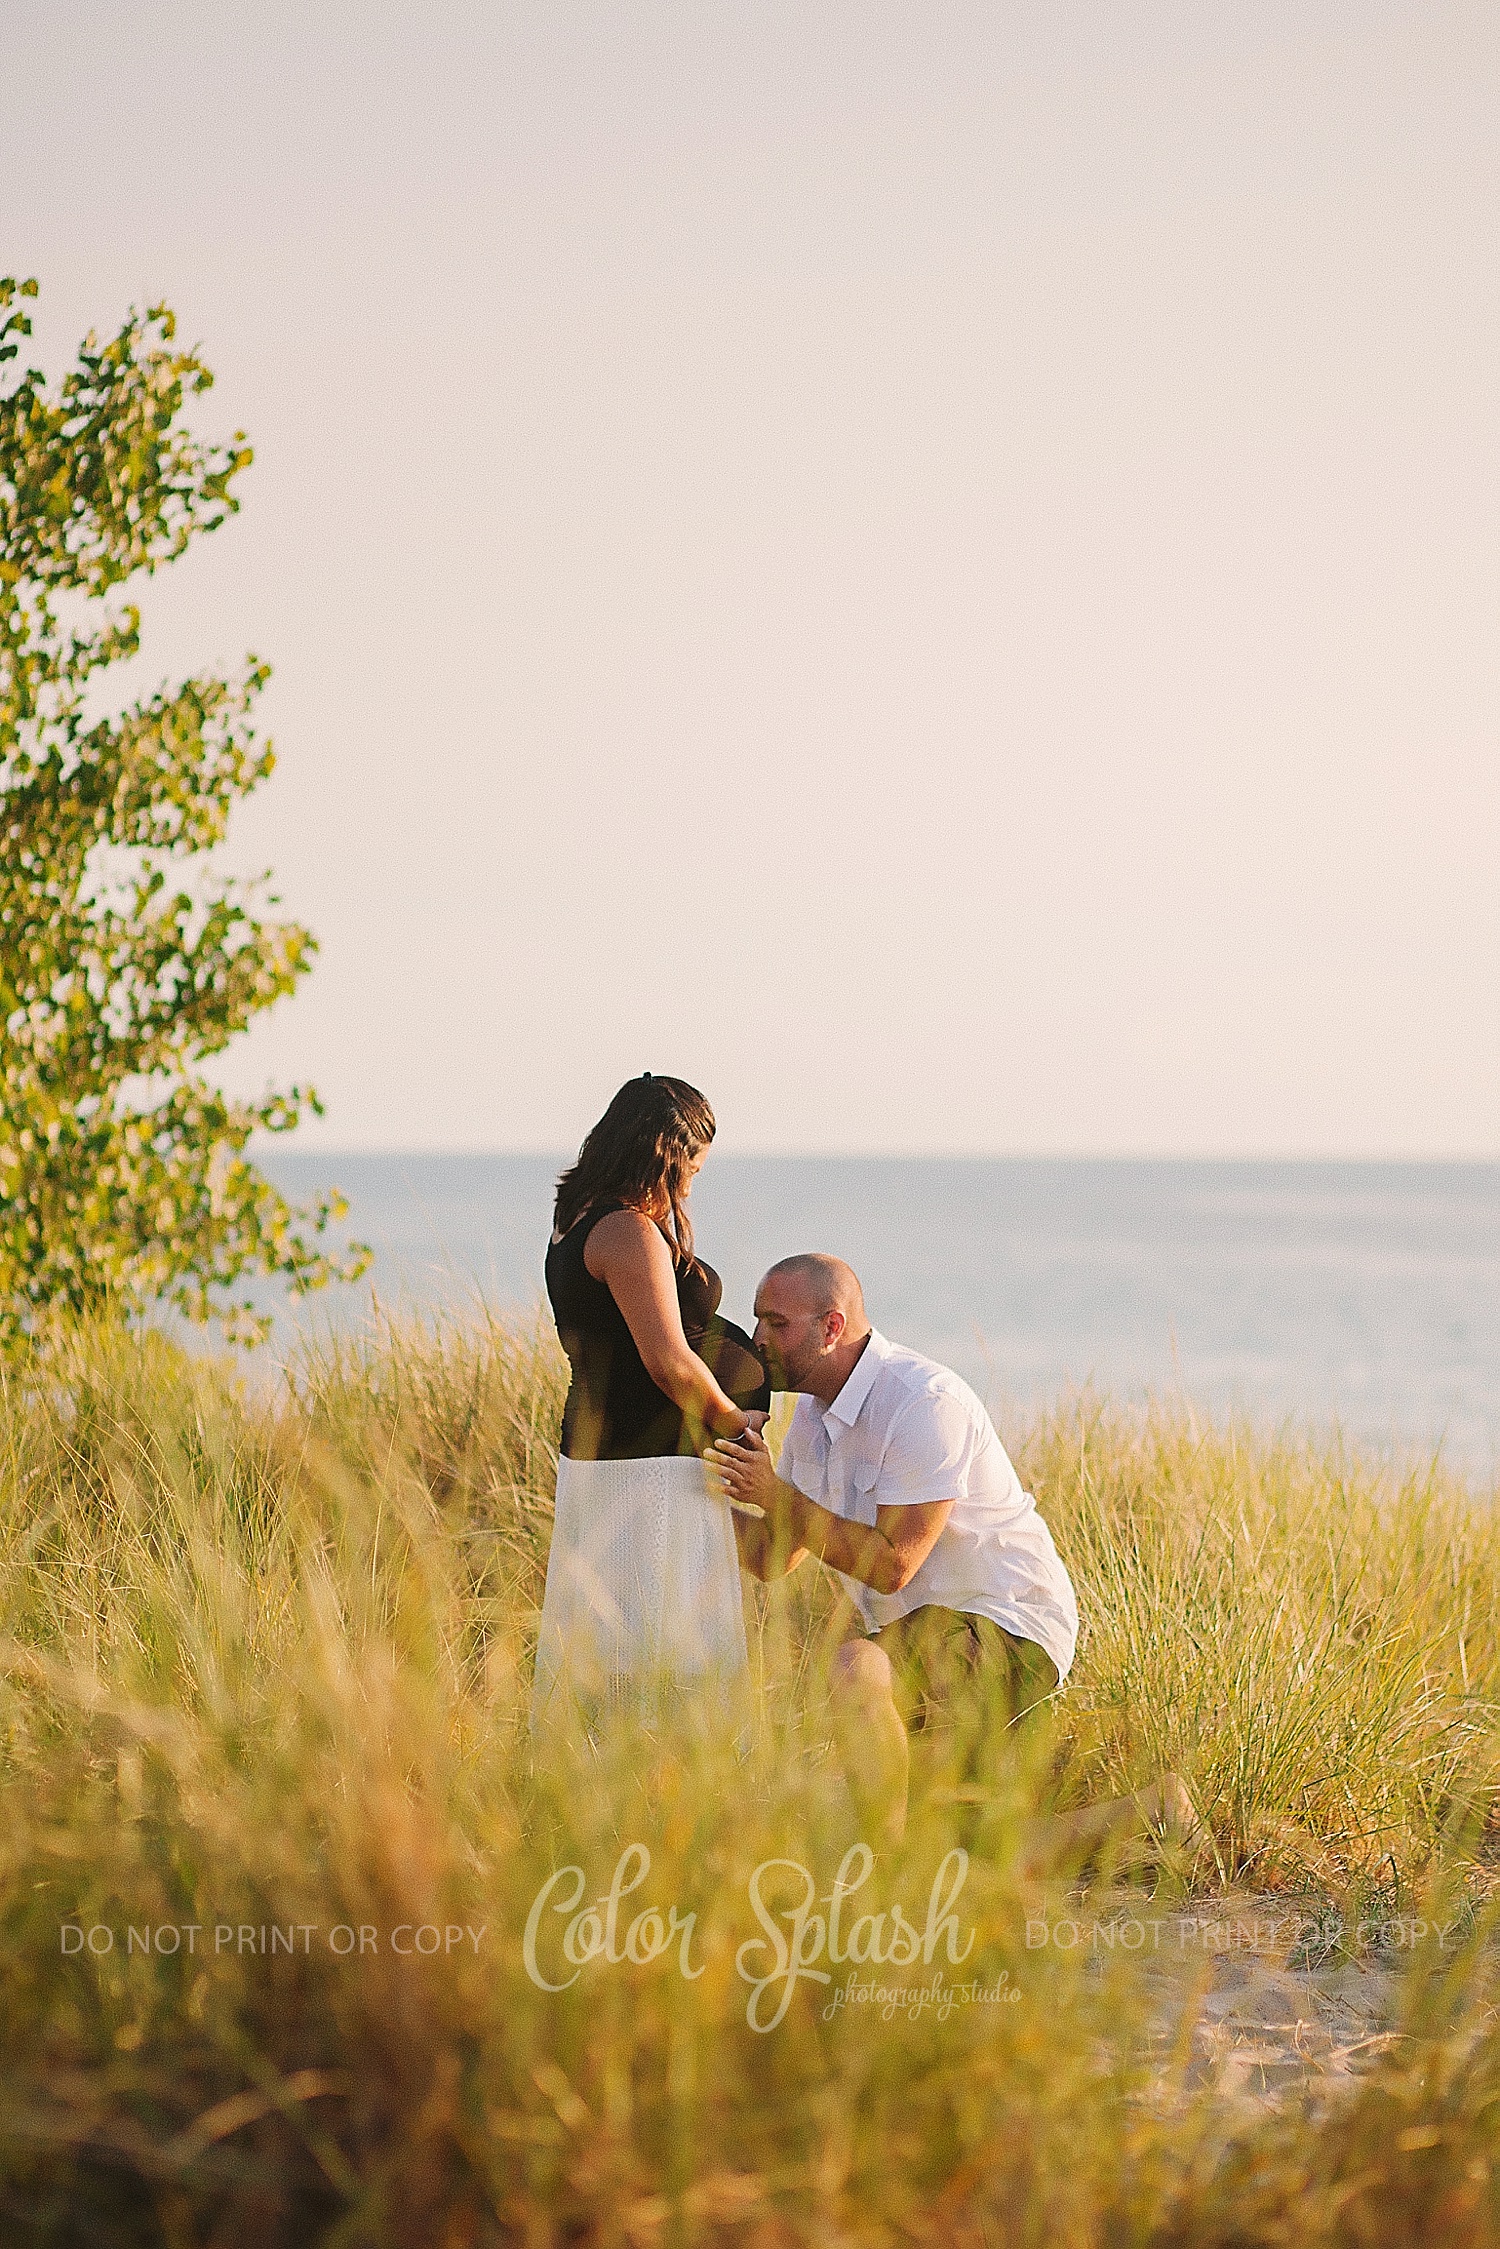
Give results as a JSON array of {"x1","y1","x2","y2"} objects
[{"x1": 1056, "y1": 1889, "x2": 1494, "y2": 2112}]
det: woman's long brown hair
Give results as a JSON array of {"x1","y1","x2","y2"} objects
[{"x1": 554, "y1": 1074, "x2": 716, "y2": 1265}]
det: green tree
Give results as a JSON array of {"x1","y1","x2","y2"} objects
[{"x1": 0, "y1": 277, "x2": 367, "y2": 1345}]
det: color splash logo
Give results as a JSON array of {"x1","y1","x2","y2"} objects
[
  {"x1": 735, "y1": 1844, "x2": 974, "y2": 2031},
  {"x1": 522, "y1": 1841, "x2": 980, "y2": 2034}
]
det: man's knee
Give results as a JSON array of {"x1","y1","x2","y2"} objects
[{"x1": 831, "y1": 1639, "x2": 895, "y2": 1708}]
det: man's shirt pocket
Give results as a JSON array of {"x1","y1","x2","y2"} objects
[{"x1": 847, "y1": 1458, "x2": 881, "y2": 1525}]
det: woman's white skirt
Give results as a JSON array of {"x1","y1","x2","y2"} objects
[{"x1": 531, "y1": 1452, "x2": 748, "y2": 1727}]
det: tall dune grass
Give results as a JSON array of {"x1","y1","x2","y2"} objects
[
  {"x1": 1019, "y1": 1397, "x2": 1500, "y2": 1886},
  {"x1": 0, "y1": 1309, "x2": 1496, "y2": 2245}
]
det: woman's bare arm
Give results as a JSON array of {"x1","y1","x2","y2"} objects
[{"x1": 585, "y1": 1208, "x2": 753, "y2": 1443}]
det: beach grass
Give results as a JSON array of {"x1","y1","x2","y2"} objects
[{"x1": 0, "y1": 1307, "x2": 1498, "y2": 2244}]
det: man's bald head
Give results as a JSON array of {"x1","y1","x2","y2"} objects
[
  {"x1": 753, "y1": 1255, "x2": 872, "y2": 1400},
  {"x1": 761, "y1": 1254, "x2": 867, "y2": 1325}
]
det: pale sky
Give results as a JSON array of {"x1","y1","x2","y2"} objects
[{"x1": 4, "y1": 1, "x2": 1497, "y2": 1155}]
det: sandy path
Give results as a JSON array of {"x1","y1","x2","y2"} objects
[{"x1": 1052, "y1": 1890, "x2": 1484, "y2": 2109}]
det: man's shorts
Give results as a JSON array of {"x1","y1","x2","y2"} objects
[{"x1": 867, "y1": 1604, "x2": 1060, "y2": 1745}]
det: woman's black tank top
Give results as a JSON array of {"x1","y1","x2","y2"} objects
[{"x1": 545, "y1": 1200, "x2": 769, "y2": 1461}]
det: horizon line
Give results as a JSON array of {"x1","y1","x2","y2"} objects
[{"x1": 250, "y1": 1146, "x2": 1500, "y2": 1166}]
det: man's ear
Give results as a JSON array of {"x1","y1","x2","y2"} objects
[{"x1": 824, "y1": 1308, "x2": 847, "y2": 1346}]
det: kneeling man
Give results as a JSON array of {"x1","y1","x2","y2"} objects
[{"x1": 712, "y1": 1255, "x2": 1190, "y2": 1854}]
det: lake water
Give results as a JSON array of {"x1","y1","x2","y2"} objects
[{"x1": 256, "y1": 1155, "x2": 1500, "y2": 1479}]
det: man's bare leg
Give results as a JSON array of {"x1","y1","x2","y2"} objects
[
  {"x1": 922, "y1": 1728, "x2": 1203, "y2": 1860},
  {"x1": 829, "y1": 1640, "x2": 910, "y2": 1848},
  {"x1": 830, "y1": 1638, "x2": 1204, "y2": 1865},
  {"x1": 1016, "y1": 1774, "x2": 1205, "y2": 1871}
]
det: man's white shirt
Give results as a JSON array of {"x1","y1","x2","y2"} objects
[{"x1": 775, "y1": 1329, "x2": 1079, "y2": 1680}]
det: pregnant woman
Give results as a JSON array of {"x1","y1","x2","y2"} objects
[{"x1": 533, "y1": 1073, "x2": 769, "y2": 1729}]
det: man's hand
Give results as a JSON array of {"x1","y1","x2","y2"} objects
[
  {"x1": 710, "y1": 1431, "x2": 954, "y2": 1595},
  {"x1": 707, "y1": 1424, "x2": 785, "y2": 1519},
  {"x1": 708, "y1": 1427, "x2": 811, "y2": 1582}
]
